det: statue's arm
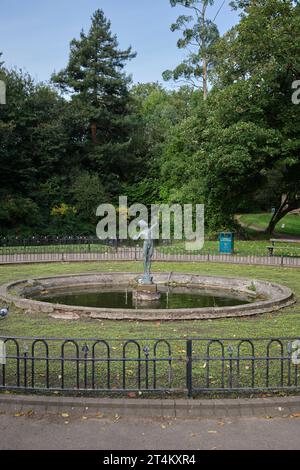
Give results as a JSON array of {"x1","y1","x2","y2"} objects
[
  {"x1": 133, "y1": 227, "x2": 148, "y2": 241},
  {"x1": 149, "y1": 222, "x2": 158, "y2": 238}
]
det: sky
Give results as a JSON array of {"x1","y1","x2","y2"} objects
[{"x1": 0, "y1": 0, "x2": 240, "y2": 87}]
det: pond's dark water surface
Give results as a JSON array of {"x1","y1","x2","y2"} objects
[{"x1": 36, "y1": 287, "x2": 253, "y2": 310}]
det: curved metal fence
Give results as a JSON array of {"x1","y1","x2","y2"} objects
[{"x1": 0, "y1": 336, "x2": 300, "y2": 396}]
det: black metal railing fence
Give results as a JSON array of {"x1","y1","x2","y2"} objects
[{"x1": 1, "y1": 336, "x2": 300, "y2": 396}]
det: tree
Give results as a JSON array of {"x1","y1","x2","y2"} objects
[
  {"x1": 212, "y1": 0, "x2": 300, "y2": 233},
  {"x1": 159, "y1": 0, "x2": 300, "y2": 234},
  {"x1": 159, "y1": 90, "x2": 206, "y2": 205},
  {"x1": 52, "y1": 9, "x2": 137, "y2": 195},
  {"x1": 129, "y1": 83, "x2": 198, "y2": 205},
  {"x1": 159, "y1": 83, "x2": 278, "y2": 232},
  {"x1": 0, "y1": 12, "x2": 143, "y2": 236},
  {"x1": 71, "y1": 171, "x2": 106, "y2": 224},
  {"x1": 52, "y1": 10, "x2": 136, "y2": 136},
  {"x1": 163, "y1": 0, "x2": 219, "y2": 98},
  {"x1": 0, "y1": 67, "x2": 69, "y2": 234}
]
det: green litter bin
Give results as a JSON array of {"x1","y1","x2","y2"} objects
[{"x1": 219, "y1": 232, "x2": 234, "y2": 254}]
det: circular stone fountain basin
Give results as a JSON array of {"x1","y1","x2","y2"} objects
[
  {"x1": 0, "y1": 272, "x2": 295, "y2": 321},
  {"x1": 33, "y1": 286, "x2": 254, "y2": 310}
]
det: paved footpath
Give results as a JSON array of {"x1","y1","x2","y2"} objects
[{"x1": 0, "y1": 411, "x2": 300, "y2": 450}]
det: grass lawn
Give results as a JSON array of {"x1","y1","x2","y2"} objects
[
  {"x1": 2, "y1": 238, "x2": 300, "y2": 257},
  {"x1": 0, "y1": 260, "x2": 299, "y2": 340},
  {"x1": 0, "y1": 243, "x2": 113, "y2": 255},
  {"x1": 239, "y1": 213, "x2": 300, "y2": 237}
]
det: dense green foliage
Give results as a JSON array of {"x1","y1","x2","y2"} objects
[
  {"x1": 0, "y1": 2, "x2": 299, "y2": 237},
  {"x1": 160, "y1": 0, "x2": 300, "y2": 233}
]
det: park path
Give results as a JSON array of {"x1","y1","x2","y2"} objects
[
  {"x1": 0, "y1": 412, "x2": 300, "y2": 450},
  {"x1": 236, "y1": 214, "x2": 266, "y2": 233},
  {"x1": 236, "y1": 214, "x2": 300, "y2": 240}
]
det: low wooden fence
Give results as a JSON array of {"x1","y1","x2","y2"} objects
[{"x1": 0, "y1": 247, "x2": 299, "y2": 267}]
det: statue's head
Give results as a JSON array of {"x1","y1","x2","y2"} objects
[{"x1": 138, "y1": 219, "x2": 148, "y2": 229}]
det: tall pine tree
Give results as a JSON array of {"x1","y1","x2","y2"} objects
[{"x1": 52, "y1": 9, "x2": 137, "y2": 195}]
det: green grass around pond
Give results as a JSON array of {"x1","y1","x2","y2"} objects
[
  {"x1": 0, "y1": 261, "x2": 299, "y2": 394},
  {"x1": 239, "y1": 213, "x2": 300, "y2": 237},
  {"x1": 0, "y1": 260, "x2": 299, "y2": 340}
]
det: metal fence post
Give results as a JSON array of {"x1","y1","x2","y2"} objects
[
  {"x1": 23, "y1": 344, "x2": 29, "y2": 388},
  {"x1": 186, "y1": 339, "x2": 193, "y2": 398}
]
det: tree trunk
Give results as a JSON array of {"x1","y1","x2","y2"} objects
[
  {"x1": 201, "y1": 2, "x2": 208, "y2": 100},
  {"x1": 266, "y1": 194, "x2": 299, "y2": 235},
  {"x1": 91, "y1": 121, "x2": 98, "y2": 144},
  {"x1": 203, "y1": 57, "x2": 208, "y2": 100}
]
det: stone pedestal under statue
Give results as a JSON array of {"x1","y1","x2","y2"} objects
[{"x1": 133, "y1": 282, "x2": 161, "y2": 302}]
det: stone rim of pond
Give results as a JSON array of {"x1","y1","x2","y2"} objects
[{"x1": 0, "y1": 272, "x2": 295, "y2": 321}]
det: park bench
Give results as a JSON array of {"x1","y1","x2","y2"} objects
[{"x1": 267, "y1": 238, "x2": 300, "y2": 256}]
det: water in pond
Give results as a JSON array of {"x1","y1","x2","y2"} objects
[{"x1": 35, "y1": 287, "x2": 253, "y2": 310}]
